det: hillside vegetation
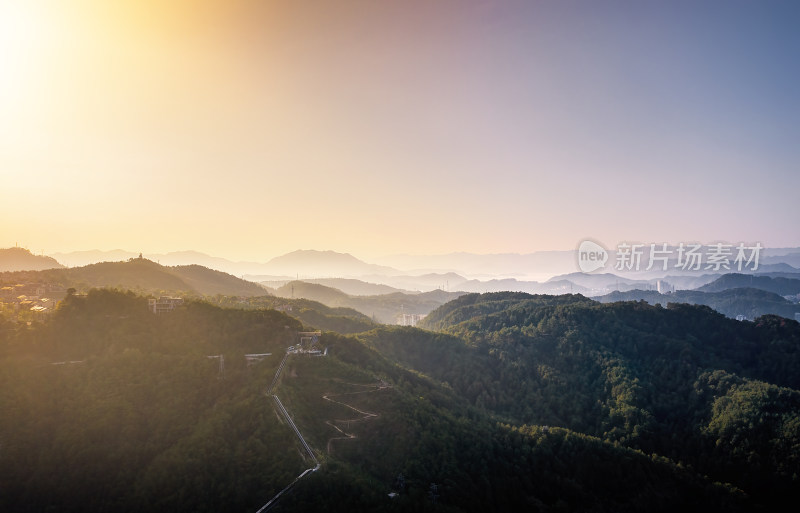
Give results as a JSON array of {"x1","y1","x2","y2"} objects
[
  {"x1": 412, "y1": 293, "x2": 800, "y2": 506},
  {"x1": 2, "y1": 290, "x2": 798, "y2": 511}
]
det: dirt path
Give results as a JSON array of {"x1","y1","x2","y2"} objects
[{"x1": 322, "y1": 381, "x2": 391, "y2": 454}]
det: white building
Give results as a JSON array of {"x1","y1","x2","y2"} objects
[
  {"x1": 656, "y1": 280, "x2": 675, "y2": 294},
  {"x1": 148, "y1": 296, "x2": 184, "y2": 314},
  {"x1": 398, "y1": 313, "x2": 426, "y2": 327}
]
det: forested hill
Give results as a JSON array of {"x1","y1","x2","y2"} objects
[
  {"x1": 697, "y1": 272, "x2": 800, "y2": 295},
  {"x1": 0, "y1": 257, "x2": 266, "y2": 297},
  {"x1": 418, "y1": 291, "x2": 593, "y2": 331},
  {"x1": 0, "y1": 289, "x2": 758, "y2": 512},
  {"x1": 595, "y1": 287, "x2": 799, "y2": 320},
  {"x1": 402, "y1": 293, "x2": 800, "y2": 507},
  {"x1": 0, "y1": 247, "x2": 64, "y2": 272}
]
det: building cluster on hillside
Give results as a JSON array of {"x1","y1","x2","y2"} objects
[
  {"x1": 147, "y1": 296, "x2": 184, "y2": 314},
  {"x1": 397, "y1": 313, "x2": 426, "y2": 327},
  {"x1": 0, "y1": 283, "x2": 67, "y2": 321},
  {"x1": 783, "y1": 293, "x2": 800, "y2": 304}
]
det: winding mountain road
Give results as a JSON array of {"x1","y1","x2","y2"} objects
[{"x1": 322, "y1": 381, "x2": 389, "y2": 454}]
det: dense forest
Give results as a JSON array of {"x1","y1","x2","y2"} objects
[
  {"x1": 1, "y1": 289, "x2": 798, "y2": 511},
  {"x1": 414, "y1": 293, "x2": 800, "y2": 507}
]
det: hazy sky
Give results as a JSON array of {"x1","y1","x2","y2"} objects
[{"x1": 2, "y1": 0, "x2": 798, "y2": 261}]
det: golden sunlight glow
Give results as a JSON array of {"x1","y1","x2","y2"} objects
[
  {"x1": 0, "y1": 2, "x2": 55, "y2": 112},
  {"x1": 0, "y1": 1, "x2": 796, "y2": 258}
]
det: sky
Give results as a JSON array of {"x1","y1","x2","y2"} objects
[{"x1": 1, "y1": 0, "x2": 798, "y2": 261}]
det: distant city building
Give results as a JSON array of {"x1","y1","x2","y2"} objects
[
  {"x1": 736, "y1": 314, "x2": 746, "y2": 321},
  {"x1": 398, "y1": 313, "x2": 426, "y2": 327},
  {"x1": 148, "y1": 296, "x2": 184, "y2": 314},
  {"x1": 656, "y1": 280, "x2": 675, "y2": 294}
]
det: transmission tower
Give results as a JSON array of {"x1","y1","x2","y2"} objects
[{"x1": 207, "y1": 354, "x2": 225, "y2": 379}]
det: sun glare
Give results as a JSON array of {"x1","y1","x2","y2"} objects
[{"x1": 0, "y1": 2, "x2": 59, "y2": 114}]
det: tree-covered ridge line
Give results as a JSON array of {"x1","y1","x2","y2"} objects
[
  {"x1": 0, "y1": 257, "x2": 266, "y2": 298},
  {"x1": 1, "y1": 262, "x2": 380, "y2": 333},
  {"x1": 595, "y1": 286, "x2": 800, "y2": 320},
  {"x1": 697, "y1": 272, "x2": 800, "y2": 296},
  {"x1": 212, "y1": 295, "x2": 377, "y2": 335}
]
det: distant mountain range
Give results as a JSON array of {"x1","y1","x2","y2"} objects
[
  {"x1": 49, "y1": 249, "x2": 399, "y2": 280},
  {"x1": 377, "y1": 247, "x2": 800, "y2": 280},
  {"x1": 263, "y1": 249, "x2": 399, "y2": 277},
  {"x1": 5, "y1": 246, "x2": 800, "y2": 323},
  {"x1": 4, "y1": 244, "x2": 800, "y2": 324},
  {"x1": 271, "y1": 280, "x2": 465, "y2": 323},
  {"x1": 256, "y1": 277, "x2": 404, "y2": 297},
  {"x1": 44, "y1": 247, "x2": 800, "y2": 292},
  {"x1": 372, "y1": 250, "x2": 578, "y2": 280}
]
